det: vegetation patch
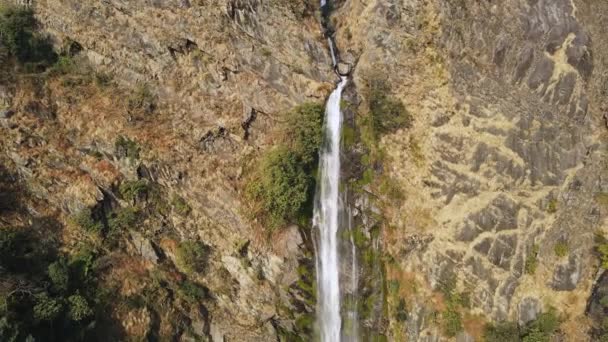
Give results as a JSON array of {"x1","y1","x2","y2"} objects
[
  {"x1": 171, "y1": 194, "x2": 191, "y2": 216},
  {"x1": 483, "y1": 308, "x2": 561, "y2": 342},
  {"x1": 595, "y1": 233, "x2": 608, "y2": 269},
  {"x1": 0, "y1": 5, "x2": 56, "y2": 67},
  {"x1": 176, "y1": 241, "x2": 209, "y2": 274},
  {"x1": 553, "y1": 241, "x2": 569, "y2": 258},
  {"x1": 525, "y1": 244, "x2": 540, "y2": 275},
  {"x1": 115, "y1": 136, "x2": 140, "y2": 160},
  {"x1": 246, "y1": 102, "x2": 324, "y2": 230}
]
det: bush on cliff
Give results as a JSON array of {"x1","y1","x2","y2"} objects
[
  {"x1": 0, "y1": 5, "x2": 56, "y2": 66},
  {"x1": 247, "y1": 147, "x2": 313, "y2": 229},
  {"x1": 246, "y1": 102, "x2": 324, "y2": 230},
  {"x1": 176, "y1": 241, "x2": 209, "y2": 274},
  {"x1": 363, "y1": 75, "x2": 411, "y2": 142}
]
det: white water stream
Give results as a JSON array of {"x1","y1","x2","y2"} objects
[
  {"x1": 314, "y1": 6, "x2": 358, "y2": 337},
  {"x1": 314, "y1": 75, "x2": 347, "y2": 342}
]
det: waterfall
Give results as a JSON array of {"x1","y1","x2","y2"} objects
[
  {"x1": 314, "y1": 2, "x2": 358, "y2": 339},
  {"x1": 314, "y1": 76, "x2": 347, "y2": 342}
]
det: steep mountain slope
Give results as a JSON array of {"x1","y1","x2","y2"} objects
[
  {"x1": 334, "y1": 0, "x2": 608, "y2": 340},
  {"x1": 2, "y1": 0, "x2": 608, "y2": 341}
]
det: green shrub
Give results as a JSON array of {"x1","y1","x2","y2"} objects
[
  {"x1": 521, "y1": 309, "x2": 560, "y2": 342},
  {"x1": 595, "y1": 233, "x2": 608, "y2": 268},
  {"x1": 114, "y1": 136, "x2": 140, "y2": 160},
  {"x1": 553, "y1": 242, "x2": 569, "y2": 258},
  {"x1": 108, "y1": 206, "x2": 139, "y2": 232},
  {"x1": 67, "y1": 294, "x2": 92, "y2": 321},
  {"x1": 127, "y1": 83, "x2": 155, "y2": 113},
  {"x1": 285, "y1": 103, "x2": 324, "y2": 164},
  {"x1": 442, "y1": 304, "x2": 462, "y2": 337},
  {"x1": 484, "y1": 321, "x2": 520, "y2": 342},
  {"x1": 395, "y1": 298, "x2": 408, "y2": 322},
  {"x1": 171, "y1": 195, "x2": 191, "y2": 216},
  {"x1": 51, "y1": 55, "x2": 76, "y2": 75},
  {"x1": 176, "y1": 241, "x2": 209, "y2": 274},
  {"x1": 245, "y1": 102, "x2": 324, "y2": 230},
  {"x1": 72, "y1": 208, "x2": 103, "y2": 233},
  {"x1": 547, "y1": 199, "x2": 557, "y2": 213},
  {"x1": 0, "y1": 227, "x2": 26, "y2": 269},
  {"x1": 247, "y1": 147, "x2": 312, "y2": 229},
  {"x1": 33, "y1": 293, "x2": 63, "y2": 321},
  {"x1": 178, "y1": 280, "x2": 207, "y2": 304},
  {"x1": 47, "y1": 259, "x2": 70, "y2": 292},
  {"x1": 119, "y1": 179, "x2": 149, "y2": 203},
  {"x1": 0, "y1": 6, "x2": 56, "y2": 66},
  {"x1": 525, "y1": 244, "x2": 539, "y2": 275}
]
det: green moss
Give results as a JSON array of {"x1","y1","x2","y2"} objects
[
  {"x1": 341, "y1": 125, "x2": 356, "y2": 149},
  {"x1": 553, "y1": 242, "x2": 569, "y2": 258}
]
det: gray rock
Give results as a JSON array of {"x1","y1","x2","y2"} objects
[
  {"x1": 130, "y1": 231, "x2": 160, "y2": 264},
  {"x1": 518, "y1": 297, "x2": 541, "y2": 325},
  {"x1": 456, "y1": 332, "x2": 475, "y2": 342},
  {"x1": 0, "y1": 109, "x2": 14, "y2": 119},
  {"x1": 191, "y1": 319, "x2": 208, "y2": 337},
  {"x1": 336, "y1": 62, "x2": 351, "y2": 76},
  {"x1": 551, "y1": 254, "x2": 582, "y2": 291}
]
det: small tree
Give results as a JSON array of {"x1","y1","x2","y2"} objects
[
  {"x1": 0, "y1": 6, "x2": 56, "y2": 65},
  {"x1": 247, "y1": 147, "x2": 312, "y2": 229},
  {"x1": 285, "y1": 103, "x2": 324, "y2": 164},
  {"x1": 33, "y1": 293, "x2": 63, "y2": 321},
  {"x1": 67, "y1": 294, "x2": 92, "y2": 321},
  {"x1": 48, "y1": 258, "x2": 70, "y2": 292}
]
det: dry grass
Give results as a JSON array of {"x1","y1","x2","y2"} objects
[{"x1": 462, "y1": 313, "x2": 486, "y2": 341}]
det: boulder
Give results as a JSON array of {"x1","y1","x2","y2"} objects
[
  {"x1": 336, "y1": 62, "x2": 351, "y2": 76},
  {"x1": 518, "y1": 297, "x2": 541, "y2": 325},
  {"x1": 130, "y1": 231, "x2": 160, "y2": 264},
  {"x1": 551, "y1": 254, "x2": 582, "y2": 291},
  {"x1": 0, "y1": 109, "x2": 13, "y2": 119}
]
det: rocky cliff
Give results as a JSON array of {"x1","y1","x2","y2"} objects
[
  {"x1": 1, "y1": 0, "x2": 608, "y2": 341},
  {"x1": 333, "y1": 0, "x2": 608, "y2": 340}
]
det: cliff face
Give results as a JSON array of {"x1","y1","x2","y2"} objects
[
  {"x1": 1, "y1": 0, "x2": 332, "y2": 340},
  {"x1": 2, "y1": 0, "x2": 608, "y2": 340},
  {"x1": 334, "y1": 0, "x2": 608, "y2": 340}
]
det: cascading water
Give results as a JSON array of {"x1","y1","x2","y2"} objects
[
  {"x1": 314, "y1": 2, "x2": 359, "y2": 339},
  {"x1": 314, "y1": 75, "x2": 347, "y2": 342}
]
